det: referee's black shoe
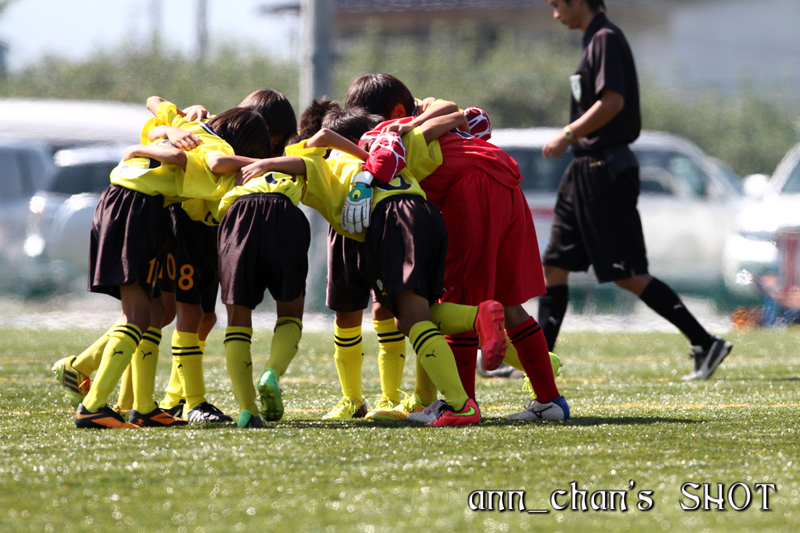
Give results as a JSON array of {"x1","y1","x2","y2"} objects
[{"x1": 682, "y1": 336, "x2": 733, "y2": 381}]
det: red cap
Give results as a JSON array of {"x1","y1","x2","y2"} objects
[{"x1": 463, "y1": 106, "x2": 492, "y2": 141}]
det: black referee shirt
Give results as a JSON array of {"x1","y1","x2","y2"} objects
[{"x1": 570, "y1": 12, "x2": 641, "y2": 155}]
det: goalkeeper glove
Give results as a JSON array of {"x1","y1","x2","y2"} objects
[{"x1": 342, "y1": 171, "x2": 374, "y2": 234}]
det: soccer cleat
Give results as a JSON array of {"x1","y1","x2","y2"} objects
[
  {"x1": 52, "y1": 356, "x2": 92, "y2": 409},
  {"x1": 257, "y1": 368, "x2": 284, "y2": 421},
  {"x1": 682, "y1": 336, "x2": 733, "y2": 381},
  {"x1": 427, "y1": 398, "x2": 481, "y2": 427},
  {"x1": 161, "y1": 399, "x2": 186, "y2": 419},
  {"x1": 507, "y1": 396, "x2": 570, "y2": 421},
  {"x1": 187, "y1": 401, "x2": 233, "y2": 423},
  {"x1": 407, "y1": 399, "x2": 447, "y2": 424},
  {"x1": 477, "y1": 350, "x2": 525, "y2": 379},
  {"x1": 474, "y1": 301, "x2": 506, "y2": 371},
  {"x1": 322, "y1": 397, "x2": 368, "y2": 420},
  {"x1": 129, "y1": 405, "x2": 189, "y2": 427},
  {"x1": 364, "y1": 395, "x2": 398, "y2": 420},
  {"x1": 238, "y1": 410, "x2": 267, "y2": 428},
  {"x1": 367, "y1": 392, "x2": 427, "y2": 421},
  {"x1": 75, "y1": 404, "x2": 140, "y2": 429}
]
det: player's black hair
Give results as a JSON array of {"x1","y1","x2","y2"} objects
[
  {"x1": 321, "y1": 106, "x2": 384, "y2": 143},
  {"x1": 207, "y1": 107, "x2": 271, "y2": 160},
  {"x1": 298, "y1": 97, "x2": 341, "y2": 140},
  {"x1": 344, "y1": 73, "x2": 415, "y2": 120},
  {"x1": 564, "y1": 0, "x2": 605, "y2": 11},
  {"x1": 239, "y1": 89, "x2": 297, "y2": 157}
]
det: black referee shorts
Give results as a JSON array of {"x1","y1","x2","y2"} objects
[{"x1": 543, "y1": 148, "x2": 649, "y2": 283}]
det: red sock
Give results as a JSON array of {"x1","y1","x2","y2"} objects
[
  {"x1": 507, "y1": 317, "x2": 559, "y2": 403},
  {"x1": 445, "y1": 332, "x2": 478, "y2": 400}
]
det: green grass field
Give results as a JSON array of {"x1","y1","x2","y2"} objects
[{"x1": 1, "y1": 326, "x2": 798, "y2": 532}]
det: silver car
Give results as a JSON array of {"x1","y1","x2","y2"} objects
[
  {"x1": 490, "y1": 128, "x2": 746, "y2": 300},
  {"x1": 725, "y1": 142, "x2": 800, "y2": 297},
  {"x1": 25, "y1": 145, "x2": 125, "y2": 293}
]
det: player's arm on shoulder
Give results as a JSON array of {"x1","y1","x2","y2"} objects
[
  {"x1": 235, "y1": 156, "x2": 307, "y2": 186},
  {"x1": 384, "y1": 99, "x2": 460, "y2": 136},
  {"x1": 124, "y1": 144, "x2": 187, "y2": 170},
  {"x1": 147, "y1": 126, "x2": 202, "y2": 151},
  {"x1": 307, "y1": 129, "x2": 369, "y2": 161},
  {"x1": 182, "y1": 105, "x2": 211, "y2": 122},
  {"x1": 206, "y1": 154, "x2": 259, "y2": 174},
  {"x1": 420, "y1": 111, "x2": 468, "y2": 144}
]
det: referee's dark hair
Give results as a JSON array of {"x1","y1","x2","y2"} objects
[
  {"x1": 208, "y1": 107, "x2": 271, "y2": 160},
  {"x1": 240, "y1": 89, "x2": 297, "y2": 157},
  {"x1": 322, "y1": 106, "x2": 384, "y2": 143},
  {"x1": 564, "y1": 0, "x2": 605, "y2": 11},
  {"x1": 344, "y1": 73, "x2": 415, "y2": 120}
]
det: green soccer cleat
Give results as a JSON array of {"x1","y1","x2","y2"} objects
[
  {"x1": 238, "y1": 410, "x2": 267, "y2": 428},
  {"x1": 364, "y1": 395, "x2": 397, "y2": 420},
  {"x1": 52, "y1": 356, "x2": 92, "y2": 409},
  {"x1": 257, "y1": 368, "x2": 284, "y2": 421},
  {"x1": 322, "y1": 397, "x2": 367, "y2": 420},
  {"x1": 550, "y1": 352, "x2": 563, "y2": 377}
]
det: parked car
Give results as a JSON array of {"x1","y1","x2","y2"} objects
[
  {"x1": 0, "y1": 139, "x2": 58, "y2": 294},
  {"x1": 490, "y1": 129, "x2": 748, "y2": 303},
  {"x1": 24, "y1": 145, "x2": 125, "y2": 293},
  {"x1": 724, "y1": 141, "x2": 800, "y2": 297}
]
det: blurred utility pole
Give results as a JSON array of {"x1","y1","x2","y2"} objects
[
  {"x1": 149, "y1": 0, "x2": 162, "y2": 50},
  {"x1": 299, "y1": 0, "x2": 335, "y2": 109},
  {"x1": 258, "y1": 0, "x2": 335, "y2": 109},
  {"x1": 197, "y1": 0, "x2": 209, "y2": 62}
]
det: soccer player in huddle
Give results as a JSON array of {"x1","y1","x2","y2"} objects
[
  {"x1": 227, "y1": 104, "x2": 509, "y2": 426},
  {"x1": 71, "y1": 96, "x2": 269, "y2": 428},
  {"x1": 346, "y1": 73, "x2": 569, "y2": 421}
]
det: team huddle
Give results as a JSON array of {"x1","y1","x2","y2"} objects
[{"x1": 51, "y1": 74, "x2": 568, "y2": 429}]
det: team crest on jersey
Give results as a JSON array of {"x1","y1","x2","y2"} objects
[{"x1": 570, "y1": 74, "x2": 582, "y2": 102}]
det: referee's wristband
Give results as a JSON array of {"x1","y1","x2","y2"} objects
[{"x1": 563, "y1": 125, "x2": 576, "y2": 141}]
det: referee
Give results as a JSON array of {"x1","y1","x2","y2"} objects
[{"x1": 538, "y1": 0, "x2": 732, "y2": 380}]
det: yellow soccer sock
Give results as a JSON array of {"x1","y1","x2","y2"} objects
[
  {"x1": 117, "y1": 365, "x2": 134, "y2": 411},
  {"x1": 414, "y1": 356, "x2": 438, "y2": 407},
  {"x1": 83, "y1": 324, "x2": 142, "y2": 411},
  {"x1": 501, "y1": 333, "x2": 524, "y2": 371},
  {"x1": 224, "y1": 327, "x2": 259, "y2": 414},
  {"x1": 429, "y1": 303, "x2": 478, "y2": 335},
  {"x1": 267, "y1": 317, "x2": 303, "y2": 377},
  {"x1": 161, "y1": 357, "x2": 184, "y2": 409},
  {"x1": 409, "y1": 321, "x2": 468, "y2": 411},
  {"x1": 173, "y1": 330, "x2": 206, "y2": 411},
  {"x1": 198, "y1": 339, "x2": 207, "y2": 354},
  {"x1": 131, "y1": 328, "x2": 162, "y2": 414},
  {"x1": 374, "y1": 319, "x2": 405, "y2": 404},
  {"x1": 333, "y1": 324, "x2": 364, "y2": 401},
  {"x1": 73, "y1": 318, "x2": 126, "y2": 376}
]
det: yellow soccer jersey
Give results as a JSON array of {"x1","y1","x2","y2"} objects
[
  {"x1": 287, "y1": 140, "x2": 429, "y2": 242},
  {"x1": 181, "y1": 198, "x2": 224, "y2": 226},
  {"x1": 398, "y1": 125, "x2": 443, "y2": 182},
  {"x1": 217, "y1": 170, "x2": 306, "y2": 221},
  {"x1": 110, "y1": 101, "x2": 235, "y2": 203}
]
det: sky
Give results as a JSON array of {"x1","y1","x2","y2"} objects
[{"x1": 0, "y1": 0, "x2": 299, "y2": 70}]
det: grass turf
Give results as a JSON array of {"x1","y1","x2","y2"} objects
[{"x1": 0, "y1": 327, "x2": 798, "y2": 532}]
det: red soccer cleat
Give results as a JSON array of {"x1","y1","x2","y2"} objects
[{"x1": 427, "y1": 398, "x2": 481, "y2": 427}]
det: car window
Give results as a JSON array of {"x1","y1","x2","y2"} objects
[
  {"x1": 504, "y1": 148, "x2": 572, "y2": 193},
  {"x1": 780, "y1": 159, "x2": 800, "y2": 194},
  {"x1": 669, "y1": 154, "x2": 707, "y2": 198},
  {"x1": 0, "y1": 149, "x2": 25, "y2": 199},
  {"x1": 48, "y1": 162, "x2": 116, "y2": 195}
]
